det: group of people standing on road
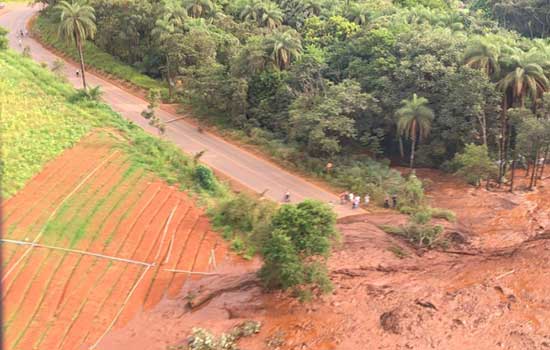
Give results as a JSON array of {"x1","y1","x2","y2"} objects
[
  {"x1": 339, "y1": 191, "x2": 398, "y2": 210},
  {"x1": 340, "y1": 192, "x2": 371, "y2": 209}
]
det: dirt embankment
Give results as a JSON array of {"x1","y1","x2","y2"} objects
[{"x1": 101, "y1": 169, "x2": 550, "y2": 350}]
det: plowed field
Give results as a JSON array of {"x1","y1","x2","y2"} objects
[{"x1": 1, "y1": 131, "x2": 226, "y2": 350}]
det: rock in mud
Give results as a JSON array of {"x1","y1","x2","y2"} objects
[{"x1": 380, "y1": 309, "x2": 401, "y2": 334}]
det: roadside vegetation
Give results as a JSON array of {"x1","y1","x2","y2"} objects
[
  {"x1": 32, "y1": 10, "x2": 166, "y2": 94},
  {"x1": 1, "y1": 28, "x2": 337, "y2": 296},
  {"x1": 30, "y1": 0, "x2": 550, "y2": 206}
]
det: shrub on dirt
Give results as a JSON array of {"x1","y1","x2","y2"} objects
[
  {"x1": 194, "y1": 165, "x2": 216, "y2": 191},
  {"x1": 430, "y1": 208, "x2": 456, "y2": 222},
  {"x1": 259, "y1": 231, "x2": 305, "y2": 290},
  {"x1": 403, "y1": 223, "x2": 444, "y2": 248},
  {"x1": 187, "y1": 321, "x2": 261, "y2": 350},
  {"x1": 397, "y1": 173, "x2": 425, "y2": 209},
  {"x1": 453, "y1": 144, "x2": 498, "y2": 187},
  {"x1": 412, "y1": 210, "x2": 432, "y2": 225},
  {"x1": 210, "y1": 193, "x2": 277, "y2": 255},
  {"x1": 259, "y1": 200, "x2": 338, "y2": 295},
  {"x1": 381, "y1": 223, "x2": 444, "y2": 248}
]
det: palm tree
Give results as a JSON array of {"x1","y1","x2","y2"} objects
[
  {"x1": 346, "y1": 3, "x2": 368, "y2": 25},
  {"x1": 463, "y1": 39, "x2": 501, "y2": 78},
  {"x1": 264, "y1": 29, "x2": 302, "y2": 70},
  {"x1": 396, "y1": 94, "x2": 435, "y2": 169},
  {"x1": 497, "y1": 50, "x2": 549, "y2": 182},
  {"x1": 498, "y1": 49, "x2": 549, "y2": 108},
  {"x1": 184, "y1": 0, "x2": 213, "y2": 18},
  {"x1": 55, "y1": 0, "x2": 96, "y2": 90},
  {"x1": 260, "y1": 2, "x2": 283, "y2": 29},
  {"x1": 240, "y1": 0, "x2": 263, "y2": 23}
]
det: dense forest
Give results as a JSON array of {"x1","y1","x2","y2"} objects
[{"x1": 35, "y1": 0, "x2": 550, "y2": 197}]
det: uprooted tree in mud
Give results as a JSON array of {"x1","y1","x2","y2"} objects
[{"x1": 259, "y1": 200, "x2": 338, "y2": 298}]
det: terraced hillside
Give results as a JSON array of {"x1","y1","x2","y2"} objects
[{"x1": 1, "y1": 49, "x2": 228, "y2": 349}]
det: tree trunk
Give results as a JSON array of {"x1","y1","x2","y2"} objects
[
  {"x1": 477, "y1": 111, "x2": 488, "y2": 146},
  {"x1": 76, "y1": 33, "x2": 87, "y2": 90},
  {"x1": 538, "y1": 146, "x2": 548, "y2": 180},
  {"x1": 509, "y1": 159, "x2": 516, "y2": 192},
  {"x1": 409, "y1": 135, "x2": 416, "y2": 169},
  {"x1": 498, "y1": 94, "x2": 508, "y2": 185},
  {"x1": 410, "y1": 121, "x2": 416, "y2": 169},
  {"x1": 529, "y1": 149, "x2": 540, "y2": 190},
  {"x1": 398, "y1": 137, "x2": 404, "y2": 159},
  {"x1": 166, "y1": 55, "x2": 173, "y2": 100}
]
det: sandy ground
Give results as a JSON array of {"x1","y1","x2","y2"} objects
[{"x1": 101, "y1": 169, "x2": 550, "y2": 350}]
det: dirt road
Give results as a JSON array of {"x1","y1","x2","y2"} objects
[{"x1": 0, "y1": 4, "x2": 359, "y2": 217}]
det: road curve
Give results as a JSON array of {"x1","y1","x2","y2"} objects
[{"x1": 1, "y1": 4, "x2": 361, "y2": 217}]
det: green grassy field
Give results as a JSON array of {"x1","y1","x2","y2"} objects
[
  {"x1": 0, "y1": 48, "x2": 223, "y2": 201},
  {"x1": 31, "y1": 12, "x2": 167, "y2": 95}
]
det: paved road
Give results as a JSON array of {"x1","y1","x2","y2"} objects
[{"x1": 1, "y1": 4, "x2": 361, "y2": 217}]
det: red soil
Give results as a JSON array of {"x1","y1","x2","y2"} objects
[
  {"x1": 100, "y1": 169, "x2": 550, "y2": 350},
  {"x1": 2, "y1": 132, "x2": 229, "y2": 350},
  {"x1": 166, "y1": 214, "x2": 209, "y2": 298},
  {"x1": 5, "y1": 154, "x2": 128, "y2": 349},
  {"x1": 3, "y1": 138, "x2": 110, "y2": 236}
]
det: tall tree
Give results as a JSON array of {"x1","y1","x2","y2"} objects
[
  {"x1": 55, "y1": 0, "x2": 96, "y2": 90},
  {"x1": 152, "y1": 4, "x2": 187, "y2": 99},
  {"x1": 497, "y1": 50, "x2": 549, "y2": 182},
  {"x1": 463, "y1": 39, "x2": 501, "y2": 78},
  {"x1": 260, "y1": 2, "x2": 284, "y2": 29},
  {"x1": 396, "y1": 94, "x2": 435, "y2": 169},
  {"x1": 264, "y1": 28, "x2": 302, "y2": 70},
  {"x1": 184, "y1": 0, "x2": 213, "y2": 18}
]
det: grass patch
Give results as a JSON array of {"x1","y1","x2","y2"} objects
[
  {"x1": 387, "y1": 245, "x2": 408, "y2": 259},
  {"x1": 31, "y1": 11, "x2": 167, "y2": 95},
  {"x1": 430, "y1": 207, "x2": 456, "y2": 222}
]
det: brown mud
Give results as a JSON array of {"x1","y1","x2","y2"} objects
[{"x1": 101, "y1": 168, "x2": 550, "y2": 350}]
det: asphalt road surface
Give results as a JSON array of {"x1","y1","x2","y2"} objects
[{"x1": 1, "y1": 4, "x2": 362, "y2": 217}]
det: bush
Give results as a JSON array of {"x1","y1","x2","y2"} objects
[
  {"x1": 430, "y1": 208, "x2": 456, "y2": 222},
  {"x1": 259, "y1": 200, "x2": 338, "y2": 295},
  {"x1": 412, "y1": 210, "x2": 432, "y2": 225},
  {"x1": 194, "y1": 165, "x2": 216, "y2": 191},
  {"x1": 381, "y1": 222, "x2": 444, "y2": 248},
  {"x1": 397, "y1": 173, "x2": 425, "y2": 209},
  {"x1": 403, "y1": 224, "x2": 444, "y2": 248},
  {"x1": 259, "y1": 231, "x2": 305, "y2": 290},
  {"x1": 271, "y1": 200, "x2": 338, "y2": 257},
  {"x1": 453, "y1": 144, "x2": 498, "y2": 187}
]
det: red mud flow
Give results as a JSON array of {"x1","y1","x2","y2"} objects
[{"x1": 100, "y1": 169, "x2": 550, "y2": 350}]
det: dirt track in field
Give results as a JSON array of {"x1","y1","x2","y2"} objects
[{"x1": 1, "y1": 132, "x2": 228, "y2": 350}]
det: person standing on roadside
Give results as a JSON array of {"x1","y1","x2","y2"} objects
[
  {"x1": 392, "y1": 194, "x2": 397, "y2": 208},
  {"x1": 284, "y1": 190, "x2": 291, "y2": 203}
]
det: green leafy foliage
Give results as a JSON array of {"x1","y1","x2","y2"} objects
[
  {"x1": 31, "y1": 11, "x2": 166, "y2": 94},
  {"x1": 0, "y1": 26, "x2": 8, "y2": 50},
  {"x1": 453, "y1": 143, "x2": 498, "y2": 186},
  {"x1": 259, "y1": 200, "x2": 338, "y2": 294},
  {"x1": 193, "y1": 165, "x2": 216, "y2": 191}
]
